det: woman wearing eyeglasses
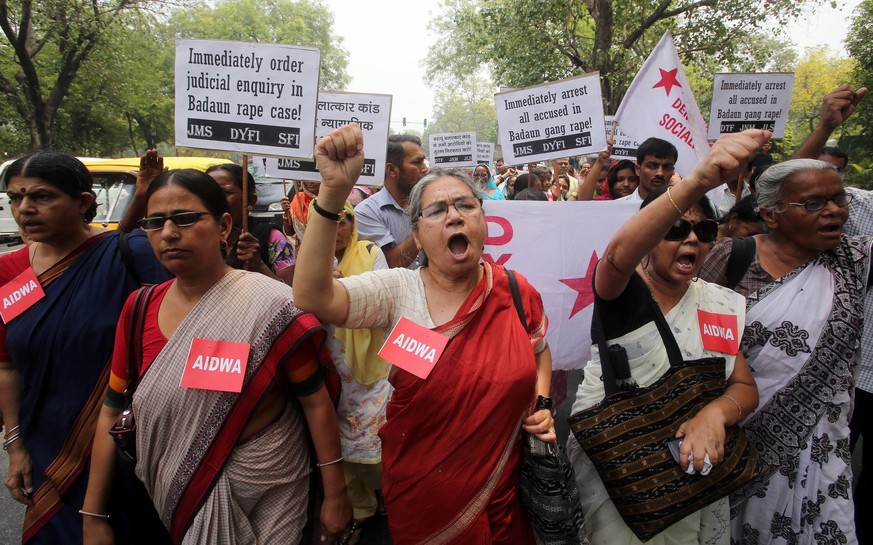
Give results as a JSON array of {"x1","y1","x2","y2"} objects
[
  {"x1": 294, "y1": 125, "x2": 554, "y2": 545},
  {"x1": 699, "y1": 159, "x2": 871, "y2": 544},
  {"x1": 82, "y1": 169, "x2": 351, "y2": 545},
  {"x1": 567, "y1": 131, "x2": 767, "y2": 545},
  {"x1": 0, "y1": 152, "x2": 171, "y2": 544}
]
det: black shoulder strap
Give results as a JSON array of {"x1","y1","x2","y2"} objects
[
  {"x1": 506, "y1": 269, "x2": 526, "y2": 328},
  {"x1": 124, "y1": 284, "x2": 157, "y2": 400},
  {"x1": 726, "y1": 237, "x2": 756, "y2": 290},
  {"x1": 118, "y1": 231, "x2": 142, "y2": 286}
]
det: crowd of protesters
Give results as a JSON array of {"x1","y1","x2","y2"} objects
[{"x1": 0, "y1": 82, "x2": 870, "y2": 545}]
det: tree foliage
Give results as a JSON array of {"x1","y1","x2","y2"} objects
[
  {"x1": 788, "y1": 46, "x2": 856, "y2": 143},
  {"x1": 423, "y1": 72, "x2": 499, "y2": 155},
  {"x1": 0, "y1": 0, "x2": 165, "y2": 150},
  {"x1": 845, "y1": 0, "x2": 873, "y2": 159},
  {"x1": 0, "y1": 0, "x2": 350, "y2": 154},
  {"x1": 426, "y1": 0, "x2": 808, "y2": 112}
]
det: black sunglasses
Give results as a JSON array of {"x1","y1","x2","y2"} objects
[
  {"x1": 664, "y1": 218, "x2": 719, "y2": 243},
  {"x1": 139, "y1": 211, "x2": 211, "y2": 231}
]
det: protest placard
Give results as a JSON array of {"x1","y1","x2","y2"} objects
[
  {"x1": 257, "y1": 92, "x2": 392, "y2": 184},
  {"x1": 175, "y1": 39, "x2": 321, "y2": 158},
  {"x1": 708, "y1": 73, "x2": 795, "y2": 139},
  {"x1": 476, "y1": 142, "x2": 495, "y2": 166},
  {"x1": 604, "y1": 116, "x2": 640, "y2": 161},
  {"x1": 429, "y1": 132, "x2": 477, "y2": 168},
  {"x1": 495, "y1": 73, "x2": 606, "y2": 165}
]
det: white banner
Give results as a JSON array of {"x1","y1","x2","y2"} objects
[
  {"x1": 482, "y1": 200, "x2": 638, "y2": 370},
  {"x1": 429, "y1": 132, "x2": 477, "y2": 168},
  {"x1": 476, "y1": 142, "x2": 495, "y2": 166},
  {"x1": 708, "y1": 73, "x2": 795, "y2": 140},
  {"x1": 615, "y1": 31, "x2": 709, "y2": 176},
  {"x1": 495, "y1": 73, "x2": 607, "y2": 165},
  {"x1": 175, "y1": 39, "x2": 321, "y2": 158},
  {"x1": 257, "y1": 92, "x2": 392, "y2": 184},
  {"x1": 604, "y1": 116, "x2": 640, "y2": 161}
]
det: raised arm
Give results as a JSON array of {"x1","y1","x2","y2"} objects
[
  {"x1": 119, "y1": 150, "x2": 164, "y2": 232},
  {"x1": 595, "y1": 130, "x2": 771, "y2": 301},
  {"x1": 292, "y1": 125, "x2": 365, "y2": 324},
  {"x1": 575, "y1": 142, "x2": 613, "y2": 201},
  {"x1": 794, "y1": 84, "x2": 867, "y2": 160}
]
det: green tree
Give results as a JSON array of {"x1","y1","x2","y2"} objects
[
  {"x1": 426, "y1": 0, "x2": 809, "y2": 112},
  {"x1": 423, "y1": 73, "x2": 500, "y2": 155},
  {"x1": 0, "y1": 0, "x2": 166, "y2": 150},
  {"x1": 788, "y1": 46, "x2": 856, "y2": 143},
  {"x1": 846, "y1": 0, "x2": 873, "y2": 161},
  {"x1": 170, "y1": 0, "x2": 349, "y2": 91}
]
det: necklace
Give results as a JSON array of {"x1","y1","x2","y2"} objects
[{"x1": 29, "y1": 242, "x2": 41, "y2": 269}]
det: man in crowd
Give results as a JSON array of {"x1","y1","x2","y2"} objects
[
  {"x1": 617, "y1": 137, "x2": 678, "y2": 201},
  {"x1": 794, "y1": 83, "x2": 870, "y2": 544},
  {"x1": 354, "y1": 134, "x2": 428, "y2": 268},
  {"x1": 551, "y1": 157, "x2": 580, "y2": 198}
]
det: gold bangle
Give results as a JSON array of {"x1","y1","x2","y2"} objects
[
  {"x1": 666, "y1": 186, "x2": 685, "y2": 216},
  {"x1": 721, "y1": 394, "x2": 743, "y2": 422}
]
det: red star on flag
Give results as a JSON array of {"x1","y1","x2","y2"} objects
[
  {"x1": 652, "y1": 67, "x2": 682, "y2": 96},
  {"x1": 559, "y1": 251, "x2": 599, "y2": 319}
]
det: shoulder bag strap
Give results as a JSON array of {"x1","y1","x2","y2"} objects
[
  {"x1": 506, "y1": 269, "x2": 526, "y2": 328},
  {"x1": 592, "y1": 305, "x2": 619, "y2": 396},
  {"x1": 725, "y1": 236, "x2": 756, "y2": 290},
  {"x1": 124, "y1": 284, "x2": 157, "y2": 400},
  {"x1": 645, "y1": 290, "x2": 686, "y2": 367}
]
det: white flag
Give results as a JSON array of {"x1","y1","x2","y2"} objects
[
  {"x1": 482, "y1": 200, "x2": 638, "y2": 370},
  {"x1": 614, "y1": 31, "x2": 709, "y2": 177}
]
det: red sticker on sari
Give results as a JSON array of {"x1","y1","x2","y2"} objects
[
  {"x1": 0, "y1": 268, "x2": 45, "y2": 323},
  {"x1": 180, "y1": 338, "x2": 250, "y2": 393},
  {"x1": 697, "y1": 310, "x2": 739, "y2": 355},
  {"x1": 378, "y1": 317, "x2": 449, "y2": 380}
]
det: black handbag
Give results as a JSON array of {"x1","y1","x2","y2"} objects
[
  {"x1": 507, "y1": 270, "x2": 586, "y2": 545},
  {"x1": 568, "y1": 291, "x2": 766, "y2": 542},
  {"x1": 108, "y1": 284, "x2": 155, "y2": 465}
]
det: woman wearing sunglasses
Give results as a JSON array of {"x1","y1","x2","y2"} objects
[
  {"x1": 82, "y1": 169, "x2": 351, "y2": 545},
  {"x1": 700, "y1": 159, "x2": 870, "y2": 544},
  {"x1": 567, "y1": 131, "x2": 767, "y2": 544}
]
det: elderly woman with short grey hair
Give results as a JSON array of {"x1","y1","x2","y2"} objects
[
  {"x1": 294, "y1": 125, "x2": 554, "y2": 545},
  {"x1": 700, "y1": 158, "x2": 871, "y2": 544}
]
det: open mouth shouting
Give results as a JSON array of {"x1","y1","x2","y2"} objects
[
  {"x1": 675, "y1": 251, "x2": 697, "y2": 275},
  {"x1": 448, "y1": 233, "x2": 470, "y2": 260}
]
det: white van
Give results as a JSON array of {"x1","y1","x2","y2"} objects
[{"x1": 0, "y1": 159, "x2": 21, "y2": 241}]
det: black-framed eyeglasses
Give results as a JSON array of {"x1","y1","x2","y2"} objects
[
  {"x1": 664, "y1": 218, "x2": 719, "y2": 243},
  {"x1": 784, "y1": 192, "x2": 853, "y2": 212},
  {"x1": 419, "y1": 196, "x2": 482, "y2": 223},
  {"x1": 139, "y1": 211, "x2": 211, "y2": 231},
  {"x1": 472, "y1": 173, "x2": 488, "y2": 179}
]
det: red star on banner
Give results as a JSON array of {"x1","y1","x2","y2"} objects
[
  {"x1": 559, "y1": 251, "x2": 599, "y2": 319},
  {"x1": 652, "y1": 67, "x2": 682, "y2": 96}
]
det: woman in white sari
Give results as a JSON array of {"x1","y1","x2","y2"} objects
[
  {"x1": 567, "y1": 130, "x2": 766, "y2": 544},
  {"x1": 700, "y1": 159, "x2": 872, "y2": 545}
]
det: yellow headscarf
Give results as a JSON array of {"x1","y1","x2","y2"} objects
[{"x1": 313, "y1": 200, "x2": 389, "y2": 385}]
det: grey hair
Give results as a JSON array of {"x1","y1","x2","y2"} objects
[
  {"x1": 406, "y1": 168, "x2": 486, "y2": 230},
  {"x1": 755, "y1": 159, "x2": 838, "y2": 209}
]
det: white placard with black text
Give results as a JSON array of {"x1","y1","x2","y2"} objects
[
  {"x1": 259, "y1": 92, "x2": 392, "y2": 184},
  {"x1": 708, "y1": 73, "x2": 794, "y2": 140},
  {"x1": 429, "y1": 132, "x2": 477, "y2": 168},
  {"x1": 495, "y1": 73, "x2": 606, "y2": 165},
  {"x1": 476, "y1": 142, "x2": 495, "y2": 167},
  {"x1": 604, "y1": 116, "x2": 640, "y2": 162},
  {"x1": 175, "y1": 39, "x2": 321, "y2": 158}
]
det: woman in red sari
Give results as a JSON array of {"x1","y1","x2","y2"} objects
[{"x1": 294, "y1": 124, "x2": 555, "y2": 544}]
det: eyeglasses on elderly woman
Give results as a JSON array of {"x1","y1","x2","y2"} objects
[
  {"x1": 782, "y1": 192, "x2": 853, "y2": 212},
  {"x1": 419, "y1": 196, "x2": 482, "y2": 223}
]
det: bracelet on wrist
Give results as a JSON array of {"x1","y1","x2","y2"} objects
[
  {"x1": 4, "y1": 425, "x2": 20, "y2": 439},
  {"x1": 79, "y1": 509, "x2": 112, "y2": 520},
  {"x1": 312, "y1": 199, "x2": 342, "y2": 222},
  {"x1": 3, "y1": 433, "x2": 21, "y2": 451},
  {"x1": 535, "y1": 395, "x2": 553, "y2": 411},
  {"x1": 316, "y1": 455, "x2": 344, "y2": 468}
]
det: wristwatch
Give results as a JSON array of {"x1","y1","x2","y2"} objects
[{"x1": 535, "y1": 395, "x2": 553, "y2": 411}]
